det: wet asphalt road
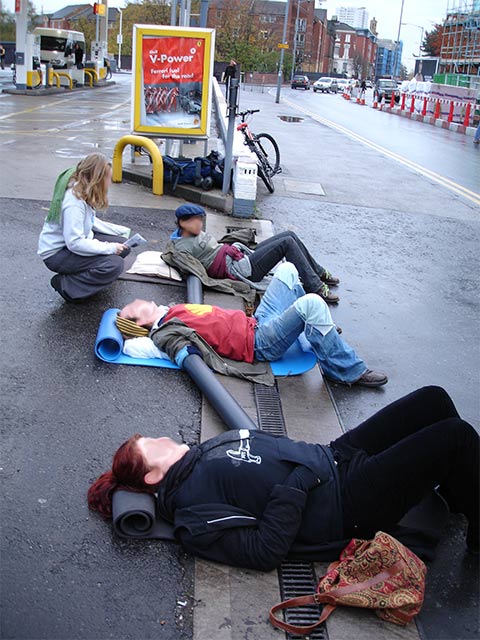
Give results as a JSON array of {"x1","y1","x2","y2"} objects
[
  {"x1": 1, "y1": 199, "x2": 199, "y2": 639},
  {"x1": 1, "y1": 76, "x2": 479, "y2": 639}
]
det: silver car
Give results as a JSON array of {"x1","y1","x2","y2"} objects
[{"x1": 313, "y1": 77, "x2": 338, "y2": 93}]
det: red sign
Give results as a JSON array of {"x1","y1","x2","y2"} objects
[
  {"x1": 142, "y1": 37, "x2": 204, "y2": 85},
  {"x1": 15, "y1": 0, "x2": 21, "y2": 13}
]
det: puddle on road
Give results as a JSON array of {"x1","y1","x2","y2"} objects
[{"x1": 278, "y1": 115, "x2": 304, "y2": 123}]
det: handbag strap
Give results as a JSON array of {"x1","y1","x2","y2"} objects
[
  {"x1": 269, "y1": 561, "x2": 404, "y2": 635},
  {"x1": 269, "y1": 598, "x2": 337, "y2": 635}
]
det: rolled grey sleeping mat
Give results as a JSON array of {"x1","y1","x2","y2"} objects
[
  {"x1": 186, "y1": 274, "x2": 203, "y2": 304},
  {"x1": 182, "y1": 353, "x2": 258, "y2": 431},
  {"x1": 112, "y1": 490, "x2": 175, "y2": 540}
]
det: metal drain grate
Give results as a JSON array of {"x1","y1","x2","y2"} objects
[
  {"x1": 278, "y1": 563, "x2": 327, "y2": 640},
  {"x1": 253, "y1": 383, "x2": 287, "y2": 436},
  {"x1": 254, "y1": 384, "x2": 328, "y2": 640}
]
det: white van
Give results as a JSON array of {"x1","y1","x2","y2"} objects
[{"x1": 33, "y1": 28, "x2": 85, "y2": 68}]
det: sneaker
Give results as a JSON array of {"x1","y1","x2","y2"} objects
[
  {"x1": 355, "y1": 369, "x2": 388, "y2": 387},
  {"x1": 315, "y1": 283, "x2": 339, "y2": 304},
  {"x1": 321, "y1": 270, "x2": 340, "y2": 286},
  {"x1": 50, "y1": 275, "x2": 73, "y2": 302}
]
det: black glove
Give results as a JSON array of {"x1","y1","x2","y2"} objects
[
  {"x1": 119, "y1": 246, "x2": 131, "y2": 258},
  {"x1": 285, "y1": 464, "x2": 322, "y2": 493}
]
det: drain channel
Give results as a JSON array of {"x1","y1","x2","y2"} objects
[
  {"x1": 279, "y1": 562, "x2": 327, "y2": 640},
  {"x1": 254, "y1": 384, "x2": 327, "y2": 640}
]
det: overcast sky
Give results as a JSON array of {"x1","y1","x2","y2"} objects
[{"x1": 6, "y1": 0, "x2": 448, "y2": 71}]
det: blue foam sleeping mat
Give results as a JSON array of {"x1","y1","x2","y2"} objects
[{"x1": 95, "y1": 308, "x2": 317, "y2": 376}]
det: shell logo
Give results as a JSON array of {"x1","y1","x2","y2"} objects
[{"x1": 184, "y1": 304, "x2": 213, "y2": 316}]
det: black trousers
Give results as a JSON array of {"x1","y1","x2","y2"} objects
[
  {"x1": 331, "y1": 386, "x2": 479, "y2": 540},
  {"x1": 44, "y1": 233, "x2": 126, "y2": 301},
  {"x1": 248, "y1": 231, "x2": 326, "y2": 292}
]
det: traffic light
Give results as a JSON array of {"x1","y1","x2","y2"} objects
[{"x1": 93, "y1": 3, "x2": 106, "y2": 16}]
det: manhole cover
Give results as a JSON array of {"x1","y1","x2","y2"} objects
[{"x1": 278, "y1": 115, "x2": 304, "y2": 123}]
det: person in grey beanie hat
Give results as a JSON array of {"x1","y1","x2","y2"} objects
[{"x1": 170, "y1": 205, "x2": 340, "y2": 304}]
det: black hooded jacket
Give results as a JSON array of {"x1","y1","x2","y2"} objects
[{"x1": 156, "y1": 429, "x2": 342, "y2": 571}]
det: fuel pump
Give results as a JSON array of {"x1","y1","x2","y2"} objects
[{"x1": 89, "y1": 41, "x2": 108, "y2": 80}]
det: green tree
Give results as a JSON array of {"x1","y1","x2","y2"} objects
[
  {"x1": 422, "y1": 24, "x2": 443, "y2": 57},
  {"x1": 212, "y1": 0, "x2": 285, "y2": 73},
  {"x1": 0, "y1": 1, "x2": 37, "y2": 41},
  {"x1": 0, "y1": 8, "x2": 16, "y2": 41},
  {"x1": 74, "y1": 16, "x2": 96, "y2": 54}
]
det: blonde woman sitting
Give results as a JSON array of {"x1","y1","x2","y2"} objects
[{"x1": 38, "y1": 153, "x2": 131, "y2": 302}]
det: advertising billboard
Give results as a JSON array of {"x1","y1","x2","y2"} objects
[{"x1": 132, "y1": 25, "x2": 215, "y2": 137}]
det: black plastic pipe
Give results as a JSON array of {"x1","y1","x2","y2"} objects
[
  {"x1": 186, "y1": 274, "x2": 203, "y2": 304},
  {"x1": 182, "y1": 353, "x2": 258, "y2": 431},
  {"x1": 183, "y1": 274, "x2": 257, "y2": 430}
]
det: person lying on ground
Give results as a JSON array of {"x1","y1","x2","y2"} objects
[
  {"x1": 117, "y1": 262, "x2": 387, "y2": 388},
  {"x1": 87, "y1": 386, "x2": 479, "y2": 570},
  {"x1": 38, "y1": 153, "x2": 132, "y2": 302},
  {"x1": 165, "y1": 204, "x2": 340, "y2": 304}
]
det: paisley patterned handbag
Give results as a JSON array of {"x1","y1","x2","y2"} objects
[{"x1": 269, "y1": 531, "x2": 427, "y2": 635}]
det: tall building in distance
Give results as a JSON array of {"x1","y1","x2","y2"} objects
[
  {"x1": 334, "y1": 6, "x2": 369, "y2": 29},
  {"x1": 375, "y1": 38, "x2": 404, "y2": 78}
]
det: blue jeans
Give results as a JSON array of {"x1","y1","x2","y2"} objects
[{"x1": 253, "y1": 263, "x2": 367, "y2": 384}]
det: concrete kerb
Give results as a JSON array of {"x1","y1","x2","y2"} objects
[{"x1": 192, "y1": 211, "x2": 422, "y2": 640}]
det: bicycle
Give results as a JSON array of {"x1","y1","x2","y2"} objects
[{"x1": 236, "y1": 109, "x2": 281, "y2": 193}]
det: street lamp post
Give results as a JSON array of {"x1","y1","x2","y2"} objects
[
  {"x1": 401, "y1": 22, "x2": 425, "y2": 57},
  {"x1": 393, "y1": 0, "x2": 405, "y2": 80},
  {"x1": 117, "y1": 8, "x2": 122, "y2": 71},
  {"x1": 275, "y1": 0, "x2": 290, "y2": 104},
  {"x1": 291, "y1": 0, "x2": 309, "y2": 81}
]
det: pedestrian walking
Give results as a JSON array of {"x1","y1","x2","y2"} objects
[
  {"x1": 473, "y1": 122, "x2": 480, "y2": 144},
  {"x1": 38, "y1": 153, "x2": 133, "y2": 302},
  {"x1": 74, "y1": 43, "x2": 84, "y2": 68},
  {"x1": 0, "y1": 44, "x2": 5, "y2": 70},
  {"x1": 360, "y1": 79, "x2": 367, "y2": 100},
  {"x1": 223, "y1": 59, "x2": 237, "y2": 101}
]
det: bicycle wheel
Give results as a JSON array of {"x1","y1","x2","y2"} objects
[
  {"x1": 254, "y1": 133, "x2": 280, "y2": 177},
  {"x1": 256, "y1": 159, "x2": 275, "y2": 193}
]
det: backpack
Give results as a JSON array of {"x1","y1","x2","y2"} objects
[
  {"x1": 269, "y1": 531, "x2": 426, "y2": 635},
  {"x1": 163, "y1": 151, "x2": 224, "y2": 191}
]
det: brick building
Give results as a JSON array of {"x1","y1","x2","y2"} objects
[
  {"x1": 330, "y1": 20, "x2": 377, "y2": 78},
  {"x1": 207, "y1": 0, "x2": 331, "y2": 73},
  {"x1": 41, "y1": 4, "x2": 119, "y2": 31}
]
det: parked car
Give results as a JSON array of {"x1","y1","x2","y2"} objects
[
  {"x1": 337, "y1": 78, "x2": 350, "y2": 91},
  {"x1": 375, "y1": 79, "x2": 400, "y2": 103},
  {"x1": 291, "y1": 75, "x2": 310, "y2": 90},
  {"x1": 313, "y1": 77, "x2": 338, "y2": 93}
]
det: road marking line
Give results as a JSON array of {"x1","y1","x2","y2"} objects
[
  {"x1": 283, "y1": 98, "x2": 480, "y2": 207},
  {"x1": 0, "y1": 96, "x2": 76, "y2": 120}
]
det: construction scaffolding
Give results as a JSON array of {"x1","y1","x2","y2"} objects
[{"x1": 439, "y1": 0, "x2": 480, "y2": 75}]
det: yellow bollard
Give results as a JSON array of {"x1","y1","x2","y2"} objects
[
  {"x1": 50, "y1": 71, "x2": 61, "y2": 88},
  {"x1": 84, "y1": 68, "x2": 99, "y2": 87},
  {"x1": 112, "y1": 135, "x2": 164, "y2": 196},
  {"x1": 54, "y1": 71, "x2": 73, "y2": 89}
]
